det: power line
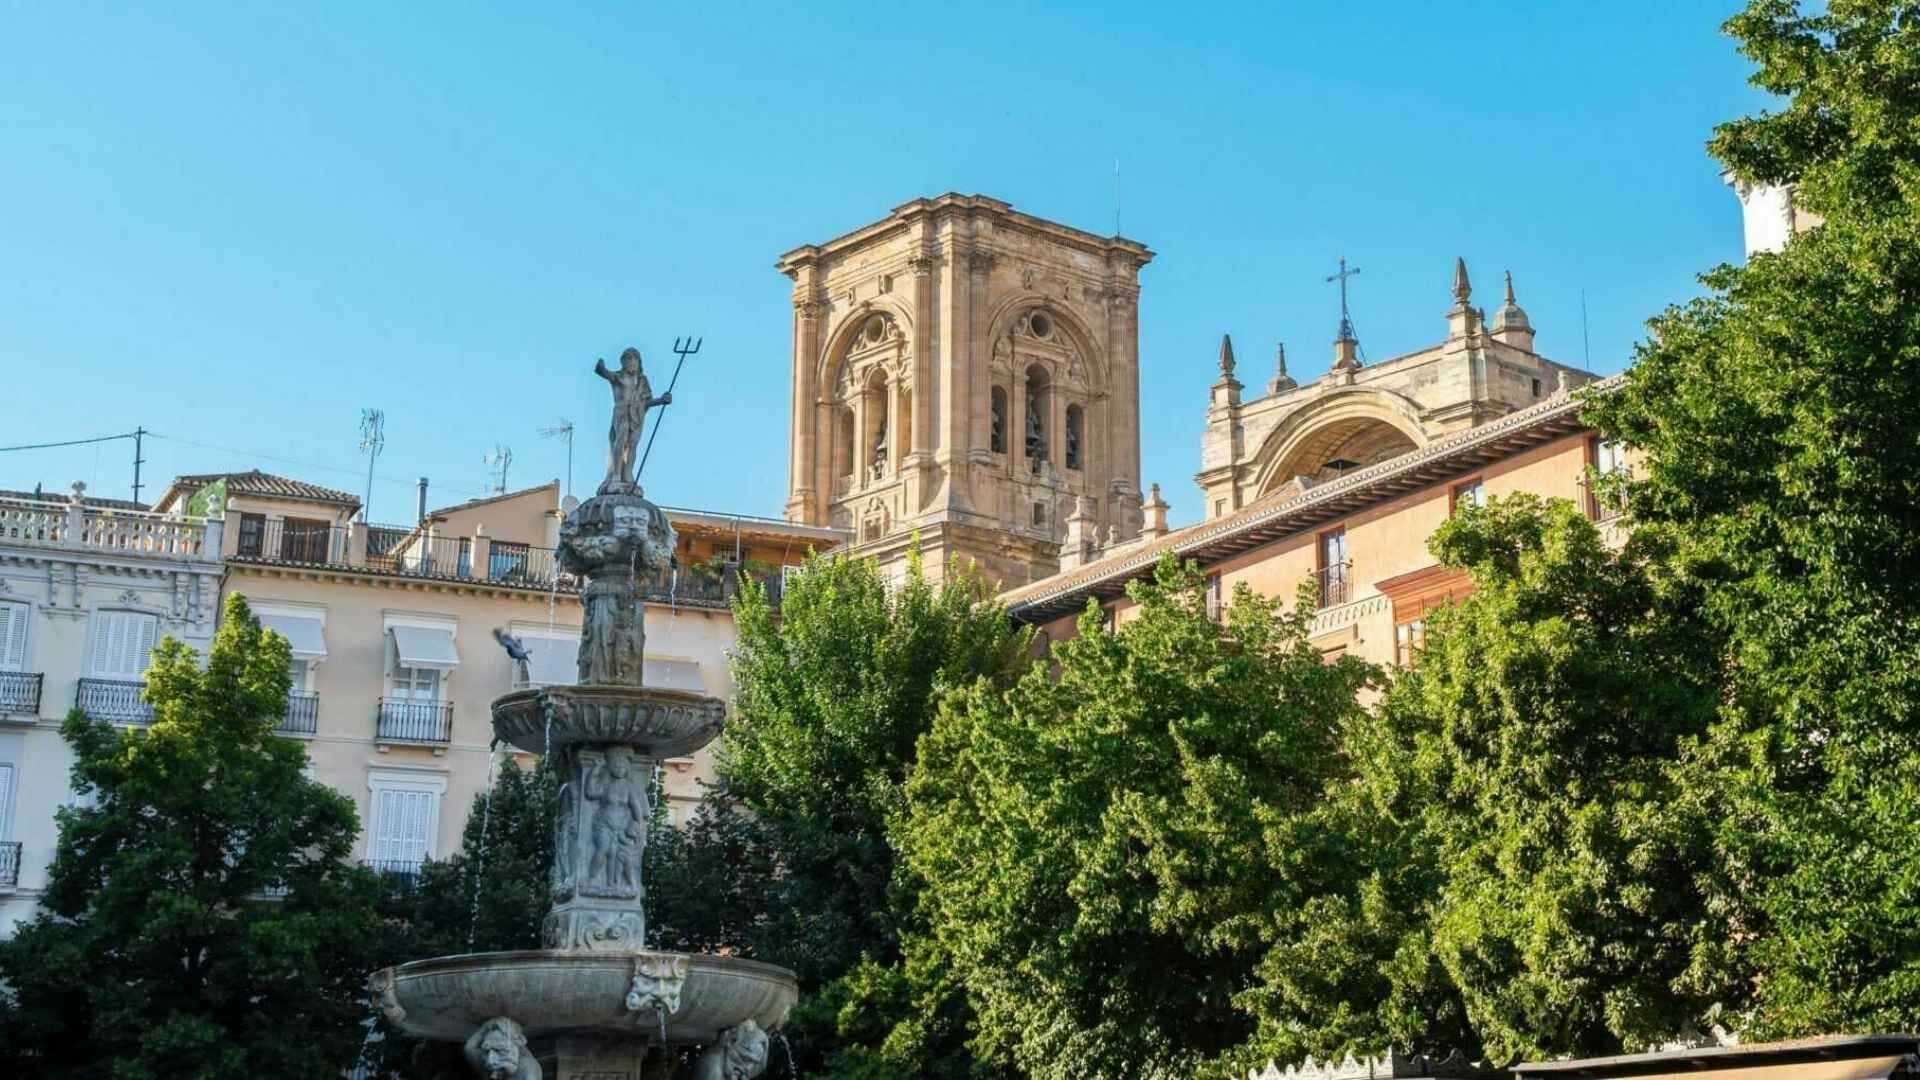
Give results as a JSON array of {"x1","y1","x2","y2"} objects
[{"x1": 0, "y1": 431, "x2": 138, "y2": 454}]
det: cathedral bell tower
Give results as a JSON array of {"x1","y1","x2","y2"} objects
[{"x1": 778, "y1": 194, "x2": 1153, "y2": 588}]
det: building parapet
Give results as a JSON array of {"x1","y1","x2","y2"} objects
[{"x1": 0, "y1": 485, "x2": 216, "y2": 561}]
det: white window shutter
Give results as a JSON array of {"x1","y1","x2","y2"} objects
[
  {"x1": 90, "y1": 612, "x2": 117, "y2": 677},
  {"x1": 133, "y1": 615, "x2": 158, "y2": 676},
  {"x1": 0, "y1": 763, "x2": 13, "y2": 835},
  {"x1": 0, "y1": 602, "x2": 25, "y2": 672}
]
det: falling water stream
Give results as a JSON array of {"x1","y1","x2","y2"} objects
[{"x1": 467, "y1": 741, "x2": 501, "y2": 951}]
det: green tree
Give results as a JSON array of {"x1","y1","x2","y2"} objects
[
  {"x1": 1235, "y1": 498, "x2": 1723, "y2": 1068},
  {"x1": 902, "y1": 558, "x2": 1374, "y2": 1079},
  {"x1": 404, "y1": 755, "x2": 555, "y2": 960},
  {"x1": 712, "y1": 549, "x2": 1030, "y2": 1076},
  {"x1": 0, "y1": 594, "x2": 388, "y2": 1079},
  {"x1": 1584, "y1": 0, "x2": 1920, "y2": 1037}
]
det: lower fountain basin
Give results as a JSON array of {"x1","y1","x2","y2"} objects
[
  {"x1": 492, "y1": 684, "x2": 727, "y2": 759},
  {"x1": 369, "y1": 949, "x2": 797, "y2": 1045}
]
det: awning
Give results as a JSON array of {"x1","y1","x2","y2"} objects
[
  {"x1": 389, "y1": 625, "x2": 459, "y2": 671},
  {"x1": 644, "y1": 657, "x2": 705, "y2": 693},
  {"x1": 1615, "y1": 1060, "x2": 1910, "y2": 1080},
  {"x1": 258, "y1": 613, "x2": 327, "y2": 660},
  {"x1": 1536, "y1": 1053, "x2": 1912, "y2": 1080},
  {"x1": 523, "y1": 636, "x2": 578, "y2": 687}
]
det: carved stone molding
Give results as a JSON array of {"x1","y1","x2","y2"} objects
[
  {"x1": 909, "y1": 253, "x2": 938, "y2": 277},
  {"x1": 967, "y1": 250, "x2": 996, "y2": 276}
]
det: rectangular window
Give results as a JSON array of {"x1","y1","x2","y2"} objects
[
  {"x1": 1452, "y1": 478, "x2": 1486, "y2": 513},
  {"x1": 88, "y1": 610, "x2": 159, "y2": 679},
  {"x1": 1395, "y1": 619, "x2": 1427, "y2": 667},
  {"x1": 392, "y1": 665, "x2": 440, "y2": 702},
  {"x1": 279, "y1": 517, "x2": 330, "y2": 563},
  {"x1": 1589, "y1": 438, "x2": 1628, "y2": 520},
  {"x1": 1317, "y1": 529, "x2": 1350, "y2": 606},
  {"x1": 457, "y1": 538, "x2": 473, "y2": 579},
  {"x1": 0, "y1": 600, "x2": 28, "y2": 672},
  {"x1": 1206, "y1": 574, "x2": 1224, "y2": 622},
  {"x1": 489, "y1": 541, "x2": 531, "y2": 582},
  {"x1": 237, "y1": 513, "x2": 266, "y2": 556},
  {"x1": 287, "y1": 658, "x2": 309, "y2": 692},
  {"x1": 369, "y1": 784, "x2": 440, "y2": 872}
]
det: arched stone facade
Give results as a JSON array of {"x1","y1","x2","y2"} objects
[{"x1": 780, "y1": 194, "x2": 1152, "y2": 587}]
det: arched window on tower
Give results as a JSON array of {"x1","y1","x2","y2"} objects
[
  {"x1": 1025, "y1": 364, "x2": 1050, "y2": 471},
  {"x1": 1065, "y1": 404, "x2": 1084, "y2": 470},
  {"x1": 990, "y1": 387, "x2": 1008, "y2": 454}
]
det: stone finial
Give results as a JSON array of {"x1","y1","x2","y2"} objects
[
  {"x1": 1211, "y1": 333, "x2": 1244, "y2": 411},
  {"x1": 1269, "y1": 342, "x2": 1297, "y2": 395},
  {"x1": 1141, "y1": 483, "x2": 1170, "y2": 539},
  {"x1": 1491, "y1": 270, "x2": 1536, "y2": 351},
  {"x1": 1218, "y1": 333, "x2": 1237, "y2": 376},
  {"x1": 69, "y1": 480, "x2": 87, "y2": 504},
  {"x1": 1446, "y1": 257, "x2": 1479, "y2": 340}
]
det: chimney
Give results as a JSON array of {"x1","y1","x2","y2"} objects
[{"x1": 416, "y1": 477, "x2": 429, "y2": 524}]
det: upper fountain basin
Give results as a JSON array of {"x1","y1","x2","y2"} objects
[
  {"x1": 369, "y1": 949, "x2": 797, "y2": 1045},
  {"x1": 492, "y1": 684, "x2": 726, "y2": 758}
]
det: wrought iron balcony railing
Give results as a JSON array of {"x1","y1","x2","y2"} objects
[
  {"x1": 375, "y1": 698, "x2": 452, "y2": 744},
  {"x1": 279, "y1": 691, "x2": 319, "y2": 735},
  {"x1": 77, "y1": 677, "x2": 152, "y2": 724},
  {"x1": 235, "y1": 517, "x2": 345, "y2": 564},
  {"x1": 0, "y1": 671, "x2": 43, "y2": 716},
  {"x1": 1315, "y1": 561, "x2": 1353, "y2": 608},
  {"x1": 363, "y1": 857, "x2": 424, "y2": 889},
  {"x1": 0, "y1": 840, "x2": 20, "y2": 887}
]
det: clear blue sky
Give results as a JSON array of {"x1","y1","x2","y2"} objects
[{"x1": 2, "y1": 1, "x2": 1764, "y2": 525}]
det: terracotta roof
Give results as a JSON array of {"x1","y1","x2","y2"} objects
[
  {"x1": 0, "y1": 487, "x2": 148, "y2": 512},
  {"x1": 161, "y1": 470, "x2": 359, "y2": 510},
  {"x1": 999, "y1": 376, "x2": 1622, "y2": 623}
]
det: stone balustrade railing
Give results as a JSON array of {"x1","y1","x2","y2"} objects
[{"x1": 0, "y1": 495, "x2": 216, "y2": 561}]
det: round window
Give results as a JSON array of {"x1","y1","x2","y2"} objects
[
  {"x1": 1029, "y1": 312, "x2": 1052, "y2": 339},
  {"x1": 864, "y1": 315, "x2": 887, "y2": 344}
]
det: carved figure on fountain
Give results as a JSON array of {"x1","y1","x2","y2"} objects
[
  {"x1": 582, "y1": 746, "x2": 649, "y2": 898},
  {"x1": 687, "y1": 1020, "x2": 771, "y2": 1080},
  {"x1": 560, "y1": 491, "x2": 675, "y2": 687},
  {"x1": 465, "y1": 1017, "x2": 542, "y2": 1080}
]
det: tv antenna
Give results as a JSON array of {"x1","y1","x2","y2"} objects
[
  {"x1": 483, "y1": 444, "x2": 513, "y2": 494},
  {"x1": 539, "y1": 418, "x2": 575, "y2": 498},
  {"x1": 358, "y1": 409, "x2": 385, "y2": 522},
  {"x1": 636, "y1": 336, "x2": 701, "y2": 480}
]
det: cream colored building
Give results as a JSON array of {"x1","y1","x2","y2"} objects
[
  {"x1": 146, "y1": 472, "x2": 837, "y2": 883},
  {"x1": 0, "y1": 484, "x2": 222, "y2": 933},
  {"x1": 1003, "y1": 264, "x2": 1618, "y2": 672},
  {"x1": 779, "y1": 193, "x2": 1154, "y2": 589}
]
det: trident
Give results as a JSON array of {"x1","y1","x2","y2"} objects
[{"x1": 636, "y1": 336, "x2": 701, "y2": 480}]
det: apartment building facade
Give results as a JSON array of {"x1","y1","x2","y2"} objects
[{"x1": 0, "y1": 484, "x2": 223, "y2": 933}]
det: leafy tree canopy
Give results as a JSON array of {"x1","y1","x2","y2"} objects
[
  {"x1": 903, "y1": 558, "x2": 1375, "y2": 1080},
  {"x1": 0, "y1": 594, "x2": 388, "y2": 1080},
  {"x1": 1586, "y1": 0, "x2": 1920, "y2": 1037}
]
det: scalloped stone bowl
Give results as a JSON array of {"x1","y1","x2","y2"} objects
[
  {"x1": 369, "y1": 950, "x2": 797, "y2": 1045},
  {"x1": 491, "y1": 684, "x2": 726, "y2": 759}
]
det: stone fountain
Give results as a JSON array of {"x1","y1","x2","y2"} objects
[{"x1": 369, "y1": 347, "x2": 795, "y2": 1079}]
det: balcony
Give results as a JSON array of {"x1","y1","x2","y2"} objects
[
  {"x1": 77, "y1": 677, "x2": 152, "y2": 724},
  {"x1": 0, "y1": 840, "x2": 20, "y2": 887},
  {"x1": 362, "y1": 857, "x2": 424, "y2": 889},
  {"x1": 236, "y1": 517, "x2": 345, "y2": 565},
  {"x1": 279, "y1": 691, "x2": 319, "y2": 736},
  {"x1": 0, "y1": 671, "x2": 43, "y2": 717},
  {"x1": 376, "y1": 698, "x2": 452, "y2": 745},
  {"x1": 1315, "y1": 562, "x2": 1353, "y2": 608}
]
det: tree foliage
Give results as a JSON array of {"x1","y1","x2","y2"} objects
[
  {"x1": 713, "y1": 549, "x2": 1031, "y2": 1076},
  {"x1": 1585, "y1": 0, "x2": 1920, "y2": 1037},
  {"x1": 902, "y1": 559, "x2": 1375, "y2": 1079},
  {"x1": 0, "y1": 594, "x2": 388, "y2": 1079},
  {"x1": 1238, "y1": 499, "x2": 1725, "y2": 1067}
]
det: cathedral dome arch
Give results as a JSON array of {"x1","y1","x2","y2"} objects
[{"x1": 1249, "y1": 387, "x2": 1429, "y2": 495}]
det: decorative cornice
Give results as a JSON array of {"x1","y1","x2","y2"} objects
[{"x1": 1003, "y1": 375, "x2": 1620, "y2": 621}]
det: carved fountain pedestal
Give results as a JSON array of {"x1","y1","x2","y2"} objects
[{"x1": 369, "y1": 471, "x2": 795, "y2": 1080}]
